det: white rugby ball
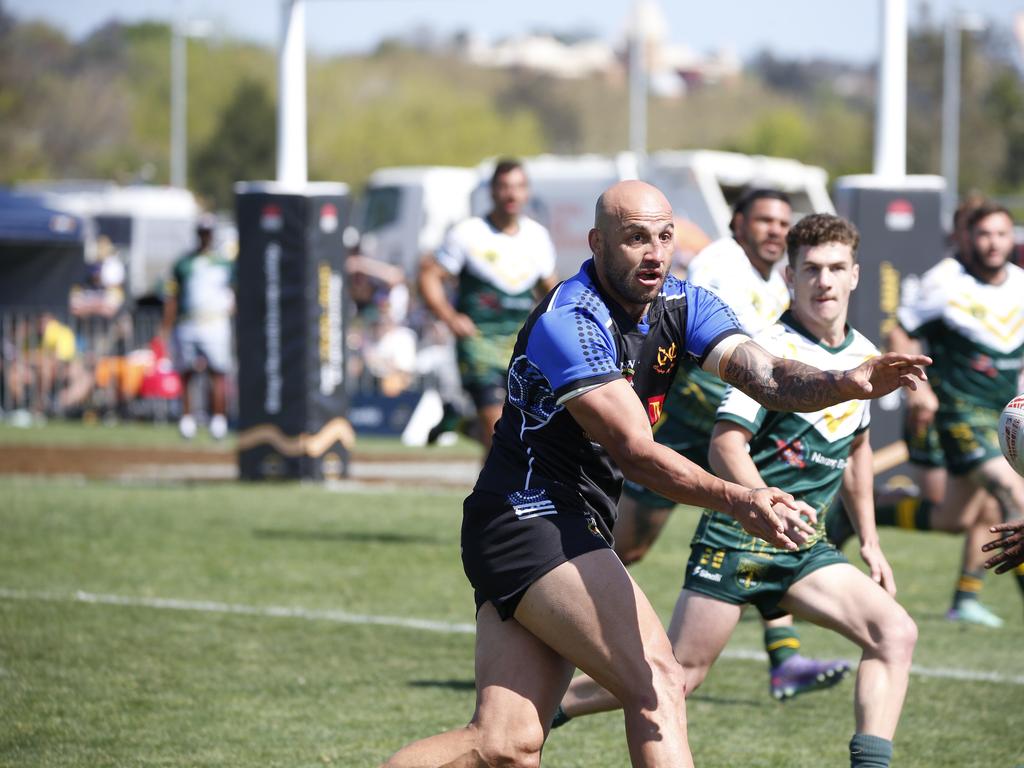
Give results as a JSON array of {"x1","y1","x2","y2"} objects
[{"x1": 999, "y1": 394, "x2": 1024, "y2": 477}]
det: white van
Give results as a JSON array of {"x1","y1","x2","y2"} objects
[
  {"x1": 648, "y1": 149, "x2": 834, "y2": 237},
  {"x1": 471, "y1": 153, "x2": 640, "y2": 279},
  {"x1": 354, "y1": 166, "x2": 478, "y2": 273}
]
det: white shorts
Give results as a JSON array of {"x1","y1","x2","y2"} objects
[{"x1": 173, "y1": 321, "x2": 232, "y2": 374}]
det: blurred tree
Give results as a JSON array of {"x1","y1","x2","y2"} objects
[{"x1": 191, "y1": 78, "x2": 276, "y2": 210}]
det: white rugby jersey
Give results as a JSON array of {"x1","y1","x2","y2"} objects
[{"x1": 686, "y1": 237, "x2": 790, "y2": 335}]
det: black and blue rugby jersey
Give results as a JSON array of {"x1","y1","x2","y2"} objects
[{"x1": 472, "y1": 259, "x2": 744, "y2": 534}]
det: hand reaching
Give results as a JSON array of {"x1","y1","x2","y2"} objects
[
  {"x1": 842, "y1": 353, "x2": 932, "y2": 400},
  {"x1": 982, "y1": 520, "x2": 1024, "y2": 574},
  {"x1": 731, "y1": 488, "x2": 813, "y2": 551}
]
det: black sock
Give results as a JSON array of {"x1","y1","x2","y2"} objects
[
  {"x1": 849, "y1": 733, "x2": 893, "y2": 768},
  {"x1": 876, "y1": 497, "x2": 932, "y2": 530},
  {"x1": 550, "y1": 704, "x2": 571, "y2": 729}
]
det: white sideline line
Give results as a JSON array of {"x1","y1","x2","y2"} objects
[{"x1": 2, "y1": 587, "x2": 1022, "y2": 686}]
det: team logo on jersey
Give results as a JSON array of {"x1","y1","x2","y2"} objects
[
  {"x1": 969, "y1": 353, "x2": 999, "y2": 378},
  {"x1": 775, "y1": 438, "x2": 806, "y2": 468},
  {"x1": 823, "y1": 402, "x2": 860, "y2": 433},
  {"x1": 653, "y1": 342, "x2": 677, "y2": 374},
  {"x1": 735, "y1": 559, "x2": 765, "y2": 590},
  {"x1": 621, "y1": 359, "x2": 638, "y2": 384},
  {"x1": 509, "y1": 489, "x2": 557, "y2": 519},
  {"x1": 647, "y1": 395, "x2": 665, "y2": 425},
  {"x1": 586, "y1": 514, "x2": 602, "y2": 538}
]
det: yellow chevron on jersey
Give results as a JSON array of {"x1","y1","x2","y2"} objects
[{"x1": 901, "y1": 257, "x2": 1024, "y2": 354}]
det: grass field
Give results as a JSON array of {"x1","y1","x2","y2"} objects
[{"x1": 1, "y1": 424, "x2": 1022, "y2": 767}]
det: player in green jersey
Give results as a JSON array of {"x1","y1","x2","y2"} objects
[
  {"x1": 419, "y1": 159, "x2": 559, "y2": 452},
  {"x1": 617, "y1": 189, "x2": 850, "y2": 699},
  {"x1": 875, "y1": 201, "x2": 1024, "y2": 620},
  {"x1": 554, "y1": 214, "x2": 917, "y2": 768}
]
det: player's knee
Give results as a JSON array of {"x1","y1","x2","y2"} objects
[
  {"x1": 476, "y1": 726, "x2": 544, "y2": 768},
  {"x1": 878, "y1": 608, "x2": 918, "y2": 666},
  {"x1": 680, "y1": 660, "x2": 710, "y2": 696},
  {"x1": 621, "y1": 651, "x2": 686, "y2": 716}
]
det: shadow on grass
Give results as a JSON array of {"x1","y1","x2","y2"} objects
[
  {"x1": 409, "y1": 679, "x2": 476, "y2": 691},
  {"x1": 252, "y1": 528, "x2": 444, "y2": 545},
  {"x1": 688, "y1": 693, "x2": 763, "y2": 708}
]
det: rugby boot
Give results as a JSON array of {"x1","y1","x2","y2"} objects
[
  {"x1": 770, "y1": 654, "x2": 851, "y2": 701},
  {"x1": 946, "y1": 599, "x2": 1004, "y2": 628}
]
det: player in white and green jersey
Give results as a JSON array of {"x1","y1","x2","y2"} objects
[
  {"x1": 163, "y1": 215, "x2": 235, "y2": 441},
  {"x1": 612, "y1": 189, "x2": 850, "y2": 701},
  {"x1": 556, "y1": 214, "x2": 918, "y2": 768},
  {"x1": 877, "y1": 201, "x2": 1024, "y2": 614},
  {"x1": 690, "y1": 309, "x2": 876, "y2": 556},
  {"x1": 418, "y1": 159, "x2": 558, "y2": 451}
]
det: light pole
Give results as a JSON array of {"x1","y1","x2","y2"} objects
[
  {"x1": 627, "y1": 0, "x2": 648, "y2": 174},
  {"x1": 169, "y1": 3, "x2": 211, "y2": 189},
  {"x1": 940, "y1": 10, "x2": 985, "y2": 223},
  {"x1": 874, "y1": 0, "x2": 907, "y2": 179}
]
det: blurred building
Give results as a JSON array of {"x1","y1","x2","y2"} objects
[{"x1": 456, "y1": 0, "x2": 740, "y2": 94}]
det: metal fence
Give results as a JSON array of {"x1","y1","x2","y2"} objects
[{"x1": 0, "y1": 306, "x2": 177, "y2": 423}]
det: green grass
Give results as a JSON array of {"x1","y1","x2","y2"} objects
[
  {"x1": 0, "y1": 472, "x2": 1021, "y2": 767},
  {"x1": 0, "y1": 420, "x2": 482, "y2": 458}
]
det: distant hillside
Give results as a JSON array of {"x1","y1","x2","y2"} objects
[{"x1": 2, "y1": 8, "x2": 1023, "y2": 210}]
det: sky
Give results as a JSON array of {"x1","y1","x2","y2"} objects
[{"x1": 7, "y1": 0, "x2": 1024, "y2": 64}]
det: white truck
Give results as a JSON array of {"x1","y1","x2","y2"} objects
[
  {"x1": 647, "y1": 149, "x2": 835, "y2": 236},
  {"x1": 353, "y1": 166, "x2": 478, "y2": 273},
  {"x1": 356, "y1": 151, "x2": 835, "y2": 280},
  {"x1": 15, "y1": 181, "x2": 202, "y2": 299}
]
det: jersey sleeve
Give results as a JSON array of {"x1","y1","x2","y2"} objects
[
  {"x1": 689, "y1": 258, "x2": 759, "y2": 334},
  {"x1": 683, "y1": 282, "x2": 745, "y2": 366},
  {"x1": 164, "y1": 259, "x2": 183, "y2": 299},
  {"x1": 715, "y1": 382, "x2": 766, "y2": 434},
  {"x1": 526, "y1": 305, "x2": 621, "y2": 404},
  {"x1": 434, "y1": 225, "x2": 468, "y2": 276},
  {"x1": 896, "y1": 262, "x2": 951, "y2": 336}
]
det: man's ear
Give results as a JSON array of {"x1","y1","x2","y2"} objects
[
  {"x1": 850, "y1": 262, "x2": 860, "y2": 291},
  {"x1": 588, "y1": 228, "x2": 602, "y2": 258}
]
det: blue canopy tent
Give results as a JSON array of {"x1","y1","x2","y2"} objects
[{"x1": 0, "y1": 189, "x2": 86, "y2": 313}]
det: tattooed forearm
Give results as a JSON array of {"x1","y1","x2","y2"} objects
[{"x1": 722, "y1": 341, "x2": 843, "y2": 412}]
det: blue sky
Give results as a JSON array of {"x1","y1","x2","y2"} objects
[{"x1": 8, "y1": 0, "x2": 1024, "y2": 63}]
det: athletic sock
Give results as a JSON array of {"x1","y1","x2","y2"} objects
[
  {"x1": 875, "y1": 497, "x2": 932, "y2": 530},
  {"x1": 764, "y1": 626, "x2": 800, "y2": 667},
  {"x1": 952, "y1": 568, "x2": 986, "y2": 607},
  {"x1": 550, "y1": 704, "x2": 571, "y2": 729},
  {"x1": 849, "y1": 733, "x2": 893, "y2": 768}
]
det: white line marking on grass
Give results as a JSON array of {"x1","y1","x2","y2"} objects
[
  {"x1": 0, "y1": 587, "x2": 475, "y2": 635},
  {"x1": 2, "y1": 587, "x2": 1022, "y2": 686}
]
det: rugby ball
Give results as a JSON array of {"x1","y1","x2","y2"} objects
[{"x1": 1000, "y1": 394, "x2": 1024, "y2": 477}]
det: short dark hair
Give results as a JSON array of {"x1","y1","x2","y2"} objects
[
  {"x1": 491, "y1": 158, "x2": 525, "y2": 188},
  {"x1": 966, "y1": 201, "x2": 1014, "y2": 232},
  {"x1": 952, "y1": 192, "x2": 988, "y2": 231},
  {"x1": 786, "y1": 213, "x2": 860, "y2": 267},
  {"x1": 729, "y1": 188, "x2": 791, "y2": 234}
]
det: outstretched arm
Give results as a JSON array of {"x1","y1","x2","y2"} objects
[
  {"x1": 565, "y1": 379, "x2": 804, "y2": 550},
  {"x1": 716, "y1": 338, "x2": 930, "y2": 413}
]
